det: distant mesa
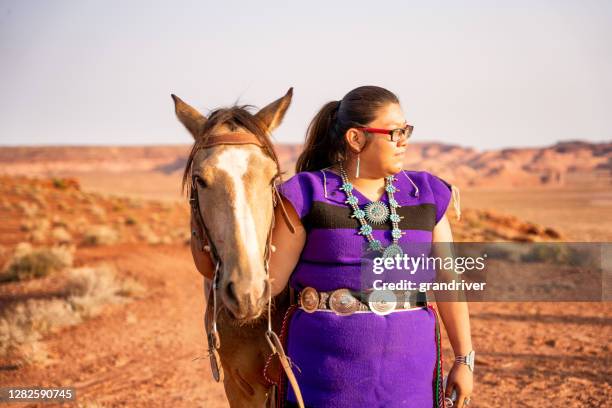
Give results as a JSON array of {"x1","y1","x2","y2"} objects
[{"x1": 0, "y1": 141, "x2": 609, "y2": 188}]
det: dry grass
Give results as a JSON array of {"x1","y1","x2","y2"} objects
[
  {"x1": 0, "y1": 244, "x2": 74, "y2": 282},
  {"x1": 82, "y1": 225, "x2": 119, "y2": 246},
  {"x1": 17, "y1": 201, "x2": 39, "y2": 217},
  {"x1": 125, "y1": 215, "x2": 137, "y2": 225},
  {"x1": 51, "y1": 226, "x2": 72, "y2": 244},
  {"x1": 65, "y1": 265, "x2": 143, "y2": 316},
  {"x1": 89, "y1": 204, "x2": 107, "y2": 219},
  {"x1": 0, "y1": 264, "x2": 144, "y2": 364},
  {"x1": 137, "y1": 224, "x2": 160, "y2": 245},
  {"x1": 21, "y1": 218, "x2": 51, "y2": 243}
]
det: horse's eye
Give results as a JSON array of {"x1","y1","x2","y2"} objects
[{"x1": 194, "y1": 177, "x2": 208, "y2": 188}]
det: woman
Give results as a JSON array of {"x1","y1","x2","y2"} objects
[{"x1": 269, "y1": 86, "x2": 474, "y2": 408}]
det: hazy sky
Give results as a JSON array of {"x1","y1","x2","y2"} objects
[{"x1": 1, "y1": 0, "x2": 610, "y2": 149}]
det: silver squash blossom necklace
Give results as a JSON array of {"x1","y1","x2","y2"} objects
[{"x1": 339, "y1": 162, "x2": 404, "y2": 258}]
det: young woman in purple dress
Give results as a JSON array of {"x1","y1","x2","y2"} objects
[{"x1": 269, "y1": 86, "x2": 474, "y2": 408}]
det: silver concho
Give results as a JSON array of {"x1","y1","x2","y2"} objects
[
  {"x1": 329, "y1": 289, "x2": 360, "y2": 316},
  {"x1": 364, "y1": 201, "x2": 389, "y2": 224},
  {"x1": 382, "y1": 243, "x2": 403, "y2": 259},
  {"x1": 299, "y1": 287, "x2": 320, "y2": 313},
  {"x1": 367, "y1": 289, "x2": 397, "y2": 315}
]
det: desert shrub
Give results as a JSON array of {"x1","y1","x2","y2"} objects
[
  {"x1": 51, "y1": 216, "x2": 69, "y2": 228},
  {"x1": 29, "y1": 229, "x2": 48, "y2": 244},
  {"x1": 128, "y1": 198, "x2": 144, "y2": 209},
  {"x1": 0, "y1": 245, "x2": 73, "y2": 282},
  {"x1": 521, "y1": 245, "x2": 561, "y2": 263},
  {"x1": 25, "y1": 218, "x2": 51, "y2": 243},
  {"x1": 51, "y1": 227, "x2": 72, "y2": 244},
  {"x1": 18, "y1": 202, "x2": 39, "y2": 217},
  {"x1": 0, "y1": 298, "x2": 79, "y2": 362},
  {"x1": 168, "y1": 227, "x2": 191, "y2": 246},
  {"x1": 137, "y1": 224, "x2": 160, "y2": 244},
  {"x1": 89, "y1": 205, "x2": 107, "y2": 219},
  {"x1": 13, "y1": 242, "x2": 33, "y2": 257},
  {"x1": 52, "y1": 178, "x2": 69, "y2": 190},
  {"x1": 520, "y1": 244, "x2": 591, "y2": 266},
  {"x1": 0, "y1": 264, "x2": 143, "y2": 363},
  {"x1": 65, "y1": 266, "x2": 125, "y2": 316},
  {"x1": 82, "y1": 225, "x2": 119, "y2": 246}
]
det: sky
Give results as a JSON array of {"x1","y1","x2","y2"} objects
[{"x1": 0, "y1": 0, "x2": 610, "y2": 150}]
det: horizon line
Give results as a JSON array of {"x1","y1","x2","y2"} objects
[{"x1": 0, "y1": 138, "x2": 609, "y2": 153}]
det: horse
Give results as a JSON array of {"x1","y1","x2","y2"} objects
[{"x1": 172, "y1": 89, "x2": 297, "y2": 407}]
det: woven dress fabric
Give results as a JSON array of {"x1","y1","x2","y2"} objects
[{"x1": 278, "y1": 169, "x2": 453, "y2": 408}]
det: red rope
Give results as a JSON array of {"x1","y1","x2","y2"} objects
[{"x1": 261, "y1": 303, "x2": 299, "y2": 407}]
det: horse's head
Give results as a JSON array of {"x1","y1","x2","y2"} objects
[{"x1": 172, "y1": 89, "x2": 292, "y2": 321}]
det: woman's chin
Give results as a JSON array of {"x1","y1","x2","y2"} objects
[{"x1": 390, "y1": 162, "x2": 403, "y2": 174}]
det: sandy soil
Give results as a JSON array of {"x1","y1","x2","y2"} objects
[
  {"x1": 461, "y1": 186, "x2": 612, "y2": 242},
  {"x1": 1, "y1": 243, "x2": 610, "y2": 407},
  {"x1": 0, "y1": 244, "x2": 228, "y2": 408}
]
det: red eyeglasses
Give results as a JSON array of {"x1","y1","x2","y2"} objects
[{"x1": 357, "y1": 124, "x2": 414, "y2": 142}]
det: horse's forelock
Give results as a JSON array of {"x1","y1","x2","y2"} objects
[{"x1": 181, "y1": 105, "x2": 280, "y2": 197}]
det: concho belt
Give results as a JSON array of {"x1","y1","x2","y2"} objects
[{"x1": 297, "y1": 287, "x2": 428, "y2": 316}]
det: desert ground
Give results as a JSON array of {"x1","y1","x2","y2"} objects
[{"x1": 0, "y1": 143, "x2": 610, "y2": 407}]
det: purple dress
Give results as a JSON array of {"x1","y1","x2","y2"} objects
[{"x1": 278, "y1": 169, "x2": 453, "y2": 408}]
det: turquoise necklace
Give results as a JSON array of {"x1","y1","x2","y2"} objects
[{"x1": 338, "y1": 162, "x2": 404, "y2": 258}]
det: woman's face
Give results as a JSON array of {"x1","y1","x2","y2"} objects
[{"x1": 355, "y1": 103, "x2": 409, "y2": 177}]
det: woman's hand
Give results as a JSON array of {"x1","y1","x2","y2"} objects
[{"x1": 445, "y1": 362, "x2": 473, "y2": 407}]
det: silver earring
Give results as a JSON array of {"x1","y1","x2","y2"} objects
[{"x1": 356, "y1": 154, "x2": 360, "y2": 178}]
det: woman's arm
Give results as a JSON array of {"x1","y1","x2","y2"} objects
[
  {"x1": 433, "y1": 214, "x2": 473, "y2": 354},
  {"x1": 432, "y1": 213, "x2": 474, "y2": 407},
  {"x1": 268, "y1": 196, "x2": 307, "y2": 296}
]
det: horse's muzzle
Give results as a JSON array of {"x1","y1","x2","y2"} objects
[{"x1": 222, "y1": 279, "x2": 268, "y2": 321}]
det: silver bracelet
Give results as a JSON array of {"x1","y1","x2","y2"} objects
[{"x1": 454, "y1": 350, "x2": 475, "y2": 372}]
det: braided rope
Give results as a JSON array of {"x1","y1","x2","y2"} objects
[
  {"x1": 276, "y1": 304, "x2": 299, "y2": 408},
  {"x1": 429, "y1": 304, "x2": 446, "y2": 408}
]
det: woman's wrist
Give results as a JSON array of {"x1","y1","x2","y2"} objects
[{"x1": 453, "y1": 349, "x2": 475, "y2": 372}]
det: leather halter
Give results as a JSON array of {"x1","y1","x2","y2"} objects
[{"x1": 190, "y1": 132, "x2": 295, "y2": 259}]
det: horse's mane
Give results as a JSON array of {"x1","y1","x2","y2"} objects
[{"x1": 181, "y1": 105, "x2": 280, "y2": 196}]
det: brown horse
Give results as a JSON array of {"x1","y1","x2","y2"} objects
[{"x1": 172, "y1": 89, "x2": 294, "y2": 407}]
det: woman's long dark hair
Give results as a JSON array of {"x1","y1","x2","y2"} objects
[{"x1": 295, "y1": 86, "x2": 399, "y2": 172}]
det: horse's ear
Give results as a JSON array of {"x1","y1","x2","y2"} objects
[
  {"x1": 171, "y1": 94, "x2": 207, "y2": 139},
  {"x1": 255, "y1": 87, "x2": 293, "y2": 134}
]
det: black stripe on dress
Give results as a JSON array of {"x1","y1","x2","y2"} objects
[{"x1": 302, "y1": 201, "x2": 436, "y2": 231}]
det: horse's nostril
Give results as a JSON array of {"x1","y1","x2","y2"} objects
[{"x1": 226, "y1": 282, "x2": 238, "y2": 304}]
